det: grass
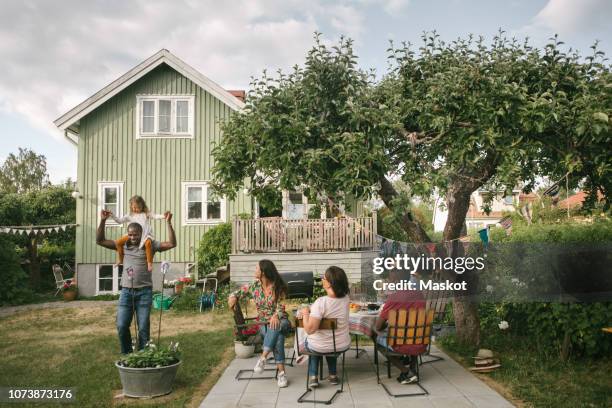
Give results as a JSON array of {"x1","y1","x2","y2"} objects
[
  {"x1": 0, "y1": 305, "x2": 235, "y2": 407},
  {"x1": 438, "y1": 333, "x2": 612, "y2": 408}
]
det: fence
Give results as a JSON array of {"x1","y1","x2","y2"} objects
[{"x1": 232, "y1": 215, "x2": 377, "y2": 253}]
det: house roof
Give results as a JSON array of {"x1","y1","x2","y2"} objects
[
  {"x1": 54, "y1": 49, "x2": 245, "y2": 135},
  {"x1": 557, "y1": 191, "x2": 603, "y2": 209}
]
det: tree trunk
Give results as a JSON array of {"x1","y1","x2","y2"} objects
[
  {"x1": 28, "y1": 236, "x2": 40, "y2": 290},
  {"x1": 378, "y1": 175, "x2": 432, "y2": 243},
  {"x1": 452, "y1": 296, "x2": 481, "y2": 345},
  {"x1": 443, "y1": 183, "x2": 483, "y2": 347}
]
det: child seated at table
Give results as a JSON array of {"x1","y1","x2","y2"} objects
[{"x1": 300, "y1": 266, "x2": 351, "y2": 388}]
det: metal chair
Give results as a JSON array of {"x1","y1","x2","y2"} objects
[
  {"x1": 52, "y1": 264, "x2": 70, "y2": 296},
  {"x1": 296, "y1": 318, "x2": 348, "y2": 405},
  {"x1": 374, "y1": 308, "x2": 434, "y2": 398}
]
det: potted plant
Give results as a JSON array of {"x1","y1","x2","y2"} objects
[
  {"x1": 174, "y1": 276, "x2": 192, "y2": 295},
  {"x1": 115, "y1": 341, "x2": 181, "y2": 398},
  {"x1": 234, "y1": 324, "x2": 259, "y2": 358},
  {"x1": 62, "y1": 279, "x2": 78, "y2": 301}
]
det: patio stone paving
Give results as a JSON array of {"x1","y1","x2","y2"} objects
[{"x1": 199, "y1": 345, "x2": 513, "y2": 408}]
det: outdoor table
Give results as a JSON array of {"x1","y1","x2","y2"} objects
[
  {"x1": 349, "y1": 311, "x2": 378, "y2": 357},
  {"x1": 349, "y1": 311, "x2": 377, "y2": 337}
]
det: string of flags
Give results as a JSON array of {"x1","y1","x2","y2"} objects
[
  {"x1": 377, "y1": 234, "x2": 474, "y2": 258},
  {"x1": 0, "y1": 224, "x2": 78, "y2": 236}
]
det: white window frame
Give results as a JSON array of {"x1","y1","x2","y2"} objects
[
  {"x1": 181, "y1": 181, "x2": 227, "y2": 225},
  {"x1": 98, "y1": 181, "x2": 124, "y2": 227},
  {"x1": 96, "y1": 264, "x2": 122, "y2": 295},
  {"x1": 135, "y1": 95, "x2": 195, "y2": 139}
]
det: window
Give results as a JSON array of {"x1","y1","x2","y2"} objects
[
  {"x1": 182, "y1": 182, "x2": 226, "y2": 225},
  {"x1": 503, "y1": 195, "x2": 514, "y2": 205},
  {"x1": 97, "y1": 265, "x2": 123, "y2": 295},
  {"x1": 136, "y1": 95, "x2": 194, "y2": 138},
  {"x1": 98, "y1": 182, "x2": 124, "y2": 226}
]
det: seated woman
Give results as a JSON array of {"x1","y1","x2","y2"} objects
[
  {"x1": 228, "y1": 259, "x2": 290, "y2": 388},
  {"x1": 300, "y1": 266, "x2": 351, "y2": 388}
]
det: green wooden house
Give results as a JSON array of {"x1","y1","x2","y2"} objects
[{"x1": 55, "y1": 50, "x2": 378, "y2": 296}]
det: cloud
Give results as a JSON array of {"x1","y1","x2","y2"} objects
[
  {"x1": 519, "y1": 0, "x2": 612, "y2": 40},
  {"x1": 0, "y1": 0, "x2": 368, "y2": 140}
]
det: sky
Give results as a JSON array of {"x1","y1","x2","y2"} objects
[{"x1": 0, "y1": 0, "x2": 610, "y2": 184}]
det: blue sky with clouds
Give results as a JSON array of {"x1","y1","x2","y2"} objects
[{"x1": 1, "y1": 0, "x2": 610, "y2": 183}]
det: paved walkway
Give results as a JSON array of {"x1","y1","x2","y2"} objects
[
  {"x1": 0, "y1": 300, "x2": 117, "y2": 318},
  {"x1": 200, "y1": 345, "x2": 513, "y2": 408}
]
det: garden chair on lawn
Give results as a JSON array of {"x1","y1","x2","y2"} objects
[
  {"x1": 52, "y1": 264, "x2": 71, "y2": 296},
  {"x1": 374, "y1": 307, "x2": 434, "y2": 398},
  {"x1": 296, "y1": 317, "x2": 348, "y2": 405}
]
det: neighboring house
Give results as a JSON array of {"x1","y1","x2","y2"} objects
[
  {"x1": 433, "y1": 188, "x2": 523, "y2": 232},
  {"x1": 55, "y1": 49, "x2": 377, "y2": 295},
  {"x1": 557, "y1": 190, "x2": 603, "y2": 209}
]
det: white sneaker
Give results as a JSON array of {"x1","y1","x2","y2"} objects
[
  {"x1": 253, "y1": 357, "x2": 266, "y2": 374},
  {"x1": 277, "y1": 371, "x2": 288, "y2": 388}
]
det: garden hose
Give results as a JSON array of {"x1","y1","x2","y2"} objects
[{"x1": 200, "y1": 292, "x2": 216, "y2": 310}]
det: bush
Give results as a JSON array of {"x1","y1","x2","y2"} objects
[
  {"x1": 478, "y1": 221, "x2": 612, "y2": 359},
  {"x1": 0, "y1": 236, "x2": 34, "y2": 305},
  {"x1": 171, "y1": 286, "x2": 201, "y2": 312},
  {"x1": 196, "y1": 223, "x2": 232, "y2": 277}
]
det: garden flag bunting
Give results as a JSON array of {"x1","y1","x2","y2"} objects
[{"x1": 0, "y1": 224, "x2": 77, "y2": 236}]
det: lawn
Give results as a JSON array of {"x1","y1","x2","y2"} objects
[
  {"x1": 438, "y1": 333, "x2": 612, "y2": 408},
  {"x1": 0, "y1": 305, "x2": 235, "y2": 407}
]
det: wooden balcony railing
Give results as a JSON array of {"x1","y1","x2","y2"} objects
[{"x1": 232, "y1": 214, "x2": 377, "y2": 254}]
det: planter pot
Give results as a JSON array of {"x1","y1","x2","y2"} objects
[
  {"x1": 63, "y1": 290, "x2": 77, "y2": 301},
  {"x1": 234, "y1": 341, "x2": 255, "y2": 359},
  {"x1": 115, "y1": 360, "x2": 181, "y2": 398},
  {"x1": 174, "y1": 284, "x2": 183, "y2": 295}
]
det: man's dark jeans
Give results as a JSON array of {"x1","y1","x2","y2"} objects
[{"x1": 116, "y1": 286, "x2": 152, "y2": 354}]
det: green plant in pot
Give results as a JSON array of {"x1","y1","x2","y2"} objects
[{"x1": 115, "y1": 342, "x2": 182, "y2": 398}]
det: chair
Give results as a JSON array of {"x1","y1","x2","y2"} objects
[
  {"x1": 232, "y1": 300, "x2": 279, "y2": 380},
  {"x1": 374, "y1": 308, "x2": 434, "y2": 398},
  {"x1": 52, "y1": 264, "x2": 70, "y2": 296},
  {"x1": 420, "y1": 288, "x2": 450, "y2": 364},
  {"x1": 296, "y1": 318, "x2": 348, "y2": 405}
]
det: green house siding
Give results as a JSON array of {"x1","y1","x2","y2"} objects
[{"x1": 75, "y1": 64, "x2": 251, "y2": 265}]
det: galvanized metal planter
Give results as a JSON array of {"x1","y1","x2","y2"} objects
[{"x1": 115, "y1": 360, "x2": 181, "y2": 398}]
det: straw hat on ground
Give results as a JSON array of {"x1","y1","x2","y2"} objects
[{"x1": 469, "y1": 349, "x2": 501, "y2": 372}]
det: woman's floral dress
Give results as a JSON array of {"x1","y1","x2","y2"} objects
[{"x1": 231, "y1": 280, "x2": 287, "y2": 322}]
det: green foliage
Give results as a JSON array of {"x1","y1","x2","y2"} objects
[
  {"x1": 212, "y1": 33, "x2": 390, "y2": 208},
  {"x1": 0, "y1": 147, "x2": 50, "y2": 194},
  {"x1": 256, "y1": 185, "x2": 282, "y2": 217},
  {"x1": 170, "y1": 286, "x2": 201, "y2": 312},
  {"x1": 117, "y1": 342, "x2": 181, "y2": 368},
  {"x1": 214, "y1": 283, "x2": 233, "y2": 311},
  {"x1": 478, "y1": 221, "x2": 612, "y2": 358},
  {"x1": 0, "y1": 235, "x2": 34, "y2": 305},
  {"x1": 196, "y1": 223, "x2": 232, "y2": 277}
]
